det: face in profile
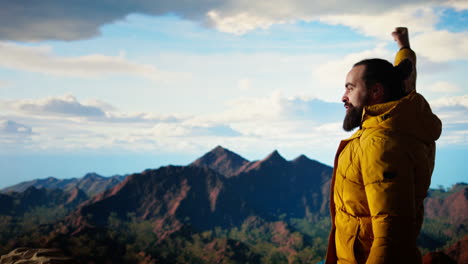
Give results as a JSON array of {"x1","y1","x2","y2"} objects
[{"x1": 342, "y1": 65, "x2": 369, "y2": 131}]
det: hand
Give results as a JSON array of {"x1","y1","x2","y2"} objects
[{"x1": 392, "y1": 27, "x2": 410, "y2": 49}]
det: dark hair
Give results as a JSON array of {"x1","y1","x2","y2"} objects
[{"x1": 354, "y1": 58, "x2": 412, "y2": 102}]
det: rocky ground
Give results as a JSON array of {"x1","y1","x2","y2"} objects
[{"x1": 0, "y1": 248, "x2": 76, "y2": 264}]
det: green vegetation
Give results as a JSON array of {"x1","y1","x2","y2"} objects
[
  {"x1": 0, "y1": 199, "x2": 466, "y2": 263},
  {"x1": 428, "y1": 182, "x2": 467, "y2": 199},
  {"x1": 1, "y1": 209, "x2": 466, "y2": 263},
  {"x1": 0, "y1": 209, "x2": 330, "y2": 263},
  {"x1": 418, "y1": 217, "x2": 468, "y2": 255},
  {"x1": 0, "y1": 206, "x2": 69, "y2": 252}
]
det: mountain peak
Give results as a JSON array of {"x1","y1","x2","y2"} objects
[
  {"x1": 83, "y1": 173, "x2": 103, "y2": 180},
  {"x1": 292, "y1": 154, "x2": 315, "y2": 165},
  {"x1": 241, "y1": 150, "x2": 288, "y2": 173},
  {"x1": 191, "y1": 146, "x2": 249, "y2": 177},
  {"x1": 45, "y1": 176, "x2": 58, "y2": 181},
  {"x1": 212, "y1": 145, "x2": 228, "y2": 153},
  {"x1": 264, "y1": 150, "x2": 287, "y2": 163}
]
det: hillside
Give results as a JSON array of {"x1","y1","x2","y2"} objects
[
  {"x1": 0, "y1": 146, "x2": 466, "y2": 263},
  {"x1": 1, "y1": 173, "x2": 126, "y2": 197}
]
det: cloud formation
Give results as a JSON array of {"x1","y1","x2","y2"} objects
[
  {"x1": 427, "y1": 81, "x2": 462, "y2": 94},
  {"x1": 1, "y1": 0, "x2": 464, "y2": 42},
  {"x1": 0, "y1": 42, "x2": 175, "y2": 81},
  {"x1": 430, "y1": 95, "x2": 468, "y2": 110},
  {"x1": 2, "y1": 92, "x2": 466, "y2": 162},
  {"x1": 430, "y1": 95, "x2": 468, "y2": 145},
  {"x1": 0, "y1": 120, "x2": 32, "y2": 135},
  {"x1": 0, "y1": 95, "x2": 183, "y2": 124},
  {"x1": 412, "y1": 30, "x2": 468, "y2": 62},
  {"x1": 2, "y1": 95, "x2": 183, "y2": 123},
  {"x1": 13, "y1": 95, "x2": 106, "y2": 117},
  {"x1": 312, "y1": 44, "x2": 393, "y2": 101}
]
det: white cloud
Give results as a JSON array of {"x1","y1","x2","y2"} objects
[
  {"x1": 0, "y1": 119, "x2": 34, "y2": 152},
  {"x1": 444, "y1": 0, "x2": 468, "y2": 11},
  {"x1": 221, "y1": 1, "x2": 468, "y2": 68},
  {"x1": 203, "y1": 1, "x2": 442, "y2": 36},
  {"x1": 312, "y1": 44, "x2": 393, "y2": 102},
  {"x1": 316, "y1": 6, "x2": 468, "y2": 63},
  {"x1": 237, "y1": 78, "x2": 252, "y2": 91},
  {"x1": 2, "y1": 95, "x2": 184, "y2": 123},
  {"x1": 82, "y1": 99, "x2": 117, "y2": 112},
  {"x1": 189, "y1": 90, "x2": 343, "y2": 125},
  {"x1": 0, "y1": 80, "x2": 11, "y2": 87},
  {"x1": 430, "y1": 95, "x2": 468, "y2": 109},
  {"x1": 2, "y1": 92, "x2": 466, "y2": 157},
  {"x1": 206, "y1": 11, "x2": 283, "y2": 35},
  {"x1": 412, "y1": 30, "x2": 468, "y2": 62},
  {"x1": 429, "y1": 95, "x2": 468, "y2": 146},
  {"x1": 318, "y1": 6, "x2": 437, "y2": 39},
  {"x1": 0, "y1": 120, "x2": 32, "y2": 135},
  {"x1": 103, "y1": 112, "x2": 183, "y2": 123},
  {"x1": 150, "y1": 123, "x2": 241, "y2": 138},
  {"x1": 12, "y1": 95, "x2": 106, "y2": 117},
  {"x1": 427, "y1": 81, "x2": 462, "y2": 93},
  {"x1": 0, "y1": 92, "x2": 345, "y2": 155},
  {"x1": 207, "y1": 3, "x2": 468, "y2": 65},
  {"x1": 224, "y1": 90, "x2": 286, "y2": 121},
  {"x1": 0, "y1": 0, "x2": 457, "y2": 42},
  {"x1": 0, "y1": 42, "x2": 179, "y2": 81}
]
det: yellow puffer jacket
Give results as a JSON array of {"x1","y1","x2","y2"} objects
[
  {"x1": 325, "y1": 92, "x2": 442, "y2": 264},
  {"x1": 395, "y1": 47, "x2": 417, "y2": 93}
]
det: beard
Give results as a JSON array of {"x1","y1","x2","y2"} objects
[{"x1": 342, "y1": 105, "x2": 364, "y2": 131}]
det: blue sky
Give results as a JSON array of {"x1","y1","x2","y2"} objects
[{"x1": 0, "y1": 0, "x2": 467, "y2": 189}]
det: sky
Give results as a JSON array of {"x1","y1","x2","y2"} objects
[{"x1": 0, "y1": 0, "x2": 467, "y2": 189}]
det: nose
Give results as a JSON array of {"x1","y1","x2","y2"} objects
[{"x1": 342, "y1": 94, "x2": 348, "y2": 103}]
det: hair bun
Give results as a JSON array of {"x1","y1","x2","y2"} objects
[{"x1": 394, "y1": 59, "x2": 412, "y2": 81}]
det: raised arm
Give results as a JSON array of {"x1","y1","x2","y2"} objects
[{"x1": 392, "y1": 27, "x2": 417, "y2": 93}]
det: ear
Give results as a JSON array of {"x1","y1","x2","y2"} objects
[{"x1": 369, "y1": 83, "x2": 385, "y2": 104}]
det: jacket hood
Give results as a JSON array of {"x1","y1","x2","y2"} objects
[{"x1": 361, "y1": 91, "x2": 442, "y2": 143}]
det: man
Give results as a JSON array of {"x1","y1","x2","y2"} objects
[
  {"x1": 393, "y1": 27, "x2": 417, "y2": 93},
  {"x1": 325, "y1": 28, "x2": 442, "y2": 264}
]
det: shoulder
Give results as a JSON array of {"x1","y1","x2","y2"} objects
[
  {"x1": 360, "y1": 128, "x2": 404, "y2": 155},
  {"x1": 395, "y1": 47, "x2": 416, "y2": 65}
]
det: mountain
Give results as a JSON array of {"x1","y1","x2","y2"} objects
[
  {"x1": 1, "y1": 173, "x2": 126, "y2": 197},
  {"x1": 444, "y1": 235, "x2": 468, "y2": 264},
  {"x1": 0, "y1": 186, "x2": 88, "y2": 215},
  {"x1": 66, "y1": 165, "x2": 244, "y2": 240},
  {"x1": 225, "y1": 150, "x2": 332, "y2": 221},
  {"x1": 74, "y1": 173, "x2": 126, "y2": 197},
  {"x1": 0, "y1": 146, "x2": 467, "y2": 263},
  {"x1": 62, "y1": 147, "x2": 333, "y2": 237},
  {"x1": 419, "y1": 183, "x2": 468, "y2": 264},
  {"x1": 422, "y1": 235, "x2": 468, "y2": 264},
  {"x1": 190, "y1": 145, "x2": 250, "y2": 177},
  {"x1": 425, "y1": 183, "x2": 468, "y2": 226}
]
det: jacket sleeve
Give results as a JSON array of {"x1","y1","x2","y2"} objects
[
  {"x1": 361, "y1": 135, "x2": 417, "y2": 264},
  {"x1": 394, "y1": 47, "x2": 417, "y2": 93}
]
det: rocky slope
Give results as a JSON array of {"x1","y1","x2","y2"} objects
[
  {"x1": 425, "y1": 183, "x2": 468, "y2": 226},
  {"x1": 62, "y1": 147, "x2": 333, "y2": 237},
  {"x1": 0, "y1": 248, "x2": 76, "y2": 264},
  {"x1": 0, "y1": 186, "x2": 88, "y2": 215},
  {"x1": 1, "y1": 173, "x2": 126, "y2": 197},
  {"x1": 191, "y1": 145, "x2": 250, "y2": 177}
]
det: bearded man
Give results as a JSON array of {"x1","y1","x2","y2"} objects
[{"x1": 325, "y1": 28, "x2": 442, "y2": 264}]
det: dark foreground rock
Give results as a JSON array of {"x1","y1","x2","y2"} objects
[{"x1": 0, "y1": 248, "x2": 76, "y2": 264}]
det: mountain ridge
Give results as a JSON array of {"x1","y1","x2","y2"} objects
[
  {"x1": 0, "y1": 146, "x2": 466, "y2": 263},
  {"x1": 190, "y1": 145, "x2": 250, "y2": 177},
  {"x1": 58, "y1": 147, "x2": 334, "y2": 238},
  {"x1": 1, "y1": 173, "x2": 126, "y2": 197}
]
